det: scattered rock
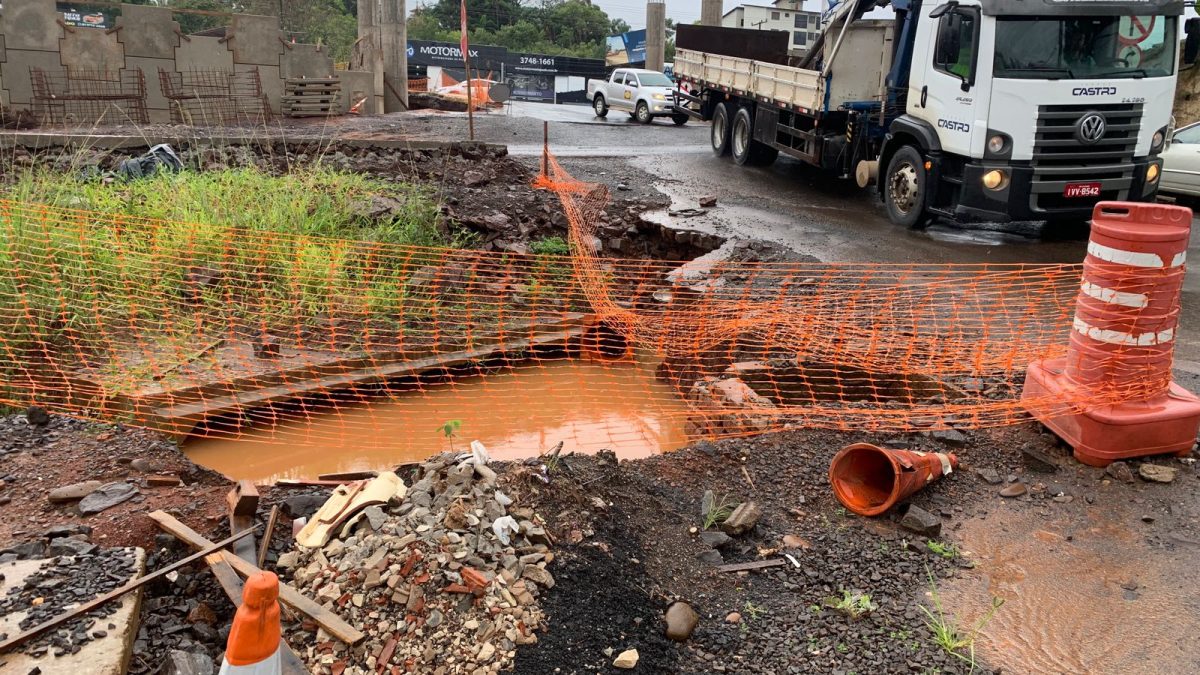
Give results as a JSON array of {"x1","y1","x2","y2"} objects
[
  {"x1": 613, "y1": 648, "x2": 639, "y2": 669},
  {"x1": 26, "y1": 406, "x2": 51, "y2": 427},
  {"x1": 186, "y1": 602, "x2": 217, "y2": 625},
  {"x1": 932, "y1": 429, "x2": 967, "y2": 447},
  {"x1": 725, "y1": 612, "x2": 741, "y2": 624},
  {"x1": 276, "y1": 551, "x2": 300, "y2": 569},
  {"x1": 696, "y1": 550, "x2": 723, "y2": 565},
  {"x1": 47, "y1": 480, "x2": 104, "y2": 503},
  {"x1": 1106, "y1": 461, "x2": 1135, "y2": 483},
  {"x1": 698, "y1": 531, "x2": 733, "y2": 549},
  {"x1": 78, "y1": 482, "x2": 138, "y2": 515},
  {"x1": 130, "y1": 458, "x2": 159, "y2": 473},
  {"x1": 974, "y1": 468, "x2": 1003, "y2": 485},
  {"x1": 162, "y1": 650, "x2": 215, "y2": 675},
  {"x1": 1021, "y1": 444, "x2": 1059, "y2": 473},
  {"x1": 463, "y1": 170, "x2": 491, "y2": 187},
  {"x1": 698, "y1": 195, "x2": 718, "y2": 208},
  {"x1": 899, "y1": 505, "x2": 942, "y2": 537},
  {"x1": 699, "y1": 490, "x2": 715, "y2": 519},
  {"x1": 664, "y1": 601, "x2": 700, "y2": 642},
  {"x1": 999, "y1": 483, "x2": 1028, "y2": 498},
  {"x1": 1138, "y1": 464, "x2": 1177, "y2": 484},
  {"x1": 282, "y1": 495, "x2": 326, "y2": 519},
  {"x1": 48, "y1": 537, "x2": 97, "y2": 557},
  {"x1": 781, "y1": 534, "x2": 811, "y2": 549},
  {"x1": 720, "y1": 501, "x2": 762, "y2": 536}
]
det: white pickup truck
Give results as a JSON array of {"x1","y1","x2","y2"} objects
[{"x1": 588, "y1": 68, "x2": 688, "y2": 126}]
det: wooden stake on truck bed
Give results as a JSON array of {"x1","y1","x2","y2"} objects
[{"x1": 149, "y1": 510, "x2": 365, "y2": 645}]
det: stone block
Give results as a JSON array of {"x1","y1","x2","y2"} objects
[
  {"x1": 340, "y1": 70, "x2": 375, "y2": 114},
  {"x1": 0, "y1": 0, "x2": 63, "y2": 52},
  {"x1": 281, "y1": 43, "x2": 333, "y2": 79},
  {"x1": 175, "y1": 35, "x2": 232, "y2": 72},
  {"x1": 230, "y1": 14, "x2": 283, "y2": 66},
  {"x1": 1, "y1": 48, "x2": 63, "y2": 106},
  {"x1": 60, "y1": 28, "x2": 126, "y2": 72},
  {"x1": 115, "y1": 4, "x2": 180, "y2": 59}
]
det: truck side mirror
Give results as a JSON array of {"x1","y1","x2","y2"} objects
[
  {"x1": 1185, "y1": 18, "x2": 1200, "y2": 68},
  {"x1": 929, "y1": 1, "x2": 958, "y2": 19}
]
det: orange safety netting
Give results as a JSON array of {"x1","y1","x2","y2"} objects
[{"x1": 0, "y1": 153, "x2": 1181, "y2": 470}]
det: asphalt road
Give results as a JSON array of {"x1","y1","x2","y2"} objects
[{"x1": 409, "y1": 102, "x2": 1200, "y2": 367}]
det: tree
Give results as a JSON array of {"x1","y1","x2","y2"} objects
[
  {"x1": 425, "y1": 0, "x2": 523, "y2": 33},
  {"x1": 609, "y1": 18, "x2": 630, "y2": 36}
]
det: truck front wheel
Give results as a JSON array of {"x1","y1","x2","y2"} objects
[
  {"x1": 884, "y1": 146, "x2": 929, "y2": 228},
  {"x1": 711, "y1": 103, "x2": 732, "y2": 156},
  {"x1": 593, "y1": 95, "x2": 608, "y2": 118}
]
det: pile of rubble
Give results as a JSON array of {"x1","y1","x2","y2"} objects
[{"x1": 280, "y1": 448, "x2": 553, "y2": 674}]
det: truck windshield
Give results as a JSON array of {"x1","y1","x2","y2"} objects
[
  {"x1": 994, "y1": 16, "x2": 1176, "y2": 79},
  {"x1": 637, "y1": 72, "x2": 674, "y2": 87}
]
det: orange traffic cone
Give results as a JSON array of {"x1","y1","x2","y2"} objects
[
  {"x1": 829, "y1": 443, "x2": 958, "y2": 517},
  {"x1": 218, "y1": 572, "x2": 282, "y2": 675}
]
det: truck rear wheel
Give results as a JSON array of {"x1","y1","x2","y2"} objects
[
  {"x1": 711, "y1": 103, "x2": 732, "y2": 156},
  {"x1": 884, "y1": 145, "x2": 929, "y2": 228},
  {"x1": 731, "y1": 107, "x2": 777, "y2": 167}
]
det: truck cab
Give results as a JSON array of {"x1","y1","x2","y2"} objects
[
  {"x1": 879, "y1": 0, "x2": 1197, "y2": 226},
  {"x1": 589, "y1": 68, "x2": 690, "y2": 125}
]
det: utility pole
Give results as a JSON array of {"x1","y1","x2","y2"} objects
[
  {"x1": 700, "y1": 0, "x2": 723, "y2": 26},
  {"x1": 645, "y1": 1, "x2": 666, "y2": 72},
  {"x1": 357, "y1": 0, "x2": 385, "y2": 114},
  {"x1": 380, "y1": 0, "x2": 409, "y2": 112}
]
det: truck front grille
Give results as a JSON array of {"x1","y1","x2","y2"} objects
[{"x1": 1030, "y1": 103, "x2": 1142, "y2": 213}]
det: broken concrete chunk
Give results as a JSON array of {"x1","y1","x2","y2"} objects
[
  {"x1": 720, "y1": 501, "x2": 762, "y2": 536},
  {"x1": 999, "y1": 482, "x2": 1027, "y2": 498},
  {"x1": 48, "y1": 480, "x2": 104, "y2": 503},
  {"x1": 899, "y1": 505, "x2": 942, "y2": 537},
  {"x1": 78, "y1": 482, "x2": 138, "y2": 515},
  {"x1": 1138, "y1": 463, "x2": 1177, "y2": 484},
  {"x1": 522, "y1": 565, "x2": 555, "y2": 589},
  {"x1": 163, "y1": 650, "x2": 215, "y2": 675},
  {"x1": 1106, "y1": 461, "x2": 1135, "y2": 483},
  {"x1": 698, "y1": 531, "x2": 733, "y2": 549}
]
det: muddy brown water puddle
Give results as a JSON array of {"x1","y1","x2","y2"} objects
[
  {"x1": 944, "y1": 504, "x2": 1200, "y2": 674},
  {"x1": 184, "y1": 359, "x2": 690, "y2": 483}
]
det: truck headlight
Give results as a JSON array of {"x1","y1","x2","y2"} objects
[
  {"x1": 1151, "y1": 126, "x2": 1168, "y2": 153},
  {"x1": 987, "y1": 135, "x2": 1007, "y2": 154},
  {"x1": 982, "y1": 169, "x2": 1009, "y2": 190},
  {"x1": 1147, "y1": 164, "x2": 1160, "y2": 183},
  {"x1": 653, "y1": 93, "x2": 667, "y2": 101}
]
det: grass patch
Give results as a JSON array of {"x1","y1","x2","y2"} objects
[
  {"x1": 823, "y1": 589, "x2": 877, "y2": 620},
  {"x1": 926, "y1": 540, "x2": 958, "y2": 559},
  {"x1": 530, "y1": 236, "x2": 570, "y2": 256},
  {"x1": 702, "y1": 493, "x2": 737, "y2": 530},
  {"x1": 920, "y1": 569, "x2": 1004, "y2": 672}
]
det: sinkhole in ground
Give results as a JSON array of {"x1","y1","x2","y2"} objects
[{"x1": 183, "y1": 356, "x2": 692, "y2": 483}]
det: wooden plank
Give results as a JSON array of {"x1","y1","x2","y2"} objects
[
  {"x1": 258, "y1": 504, "x2": 281, "y2": 569},
  {"x1": 317, "y1": 471, "x2": 378, "y2": 482},
  {"x1": 0, "y1": 526, "x2": 257, "y2": 654},
  {"x1": 717, "y1": 558, "x2": 787, "y2": 573},
  {"x1": 228, "y1": 480, "x2": 260, "y2": 564},
  {"x1": 203, "y1": 553, "x2": 311, "y2": 675},
  {"x1": 149, "y1": 510, "x2": 365, "y2": 646}
]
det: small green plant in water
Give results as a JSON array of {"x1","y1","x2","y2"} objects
[
  {"x1": 702, "y1": 494, "x2": 737, "y2": 530},
  {"x1": 927, "y1": 540, "x2": 958, "y2": 559},
  {"x1": 437, "y1": 419, "x2": 462, "y2": 452},
  {"x1": 824, "y1": 590, "x2": 877, "y2": 620},
  {"x1": 920, "y1": 568, "x2": 1005, "y2": 672}
]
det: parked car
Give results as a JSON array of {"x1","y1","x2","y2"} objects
[
  {"x1": 1161, "y1": 121, "x2": 1200, "y2": 199},
  {"x1": 587, "y1": 68, "x2": 688, "y2": 125}
]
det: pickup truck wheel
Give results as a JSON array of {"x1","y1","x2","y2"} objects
[
  {"x1": 711, "y1": 103, "x2": 732, "y2": 156},
  {"x1": 731, "y1": 107, "x2": 755, "y2": 166},
  {"x1": 593, "y1": 95, "x2": 608, "y2": 118},
  {"x1": 636, "y1": 101, "x2": 652, "y2": 124},
  {"x1": 884, "y1": 145, "x2": 929, "y2": 228}
]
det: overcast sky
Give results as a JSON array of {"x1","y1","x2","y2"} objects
[{"x1": 589, "y1": 1, "x2": 809, "y2": 26}]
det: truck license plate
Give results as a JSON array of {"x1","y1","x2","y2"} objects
[{"x1": 1063, "y1": 182, "x2": 1102, "y2": 198}]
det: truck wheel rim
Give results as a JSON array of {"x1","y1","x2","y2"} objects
[
  {"x1": 734, "y1": 119, "x2": 748, "y2": 157},
  {"x1": 594, "y1": 98, "x2": 604, "y2": 114},
  {"x1": 638, "y1": 105, "x2": 649, "y2": 122},
  {"x1": 889, "y1": 163, "x2": 918, "y2": 214}
]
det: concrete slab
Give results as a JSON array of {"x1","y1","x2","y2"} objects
[
  {"x1": 0, "y1": 547, "x2": 146, "y2": 675},
  {"x1": 230, "y1": 14, "x2": 283, "y2": 66},
  {"x1": 1, "y1": 49, "x2": 64, "y2": 106},
  {"x1": 280, "y1": 43, "x2": 333, "y2": 79},
  {"x1": 60, "y1": 28, "x2": 126, "y2": 73},
  {"x1": 114, "y1": 4, "x2": 180, "y2": 59},
  {"x1": 340, "y1": 70, "x2": 375, "y2": 114},
  {"x1": 175, "y1": 35, "x2": 232, "y2": 72},
  {"x1": 123, "y1": 55, "x2": 172, "y2": 114},
  {"x1": 237, "y1": 62, "x2": 281, "y2": 114},
  {"x1": 0, "y1": 0, "x2": 64, "y2": 52}
]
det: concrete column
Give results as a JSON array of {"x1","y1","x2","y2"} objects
[
  {"x1": 701, "y1": 0, "x2": 723, "y2": 26},
  {"x1": 379, "y1": 0, "x2": 408, "y2": 112},
  {"x1": 646, "y1": 1, "x2": 666, "y2": 72}
]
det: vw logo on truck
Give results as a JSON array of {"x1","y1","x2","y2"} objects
[{"x1": 1076, "y1": 113, "x2": 1107, "y2": 145}]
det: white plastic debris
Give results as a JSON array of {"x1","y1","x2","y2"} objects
[
  {"x1": 492, "y1": 515, "x2": 520, "y2": 545},
  {"x1": 470, "y1": 440, "x2": 491, "y2": 466},
  {"x1": 494, "y1": 490, "x2": 513, "y2": 506}
]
